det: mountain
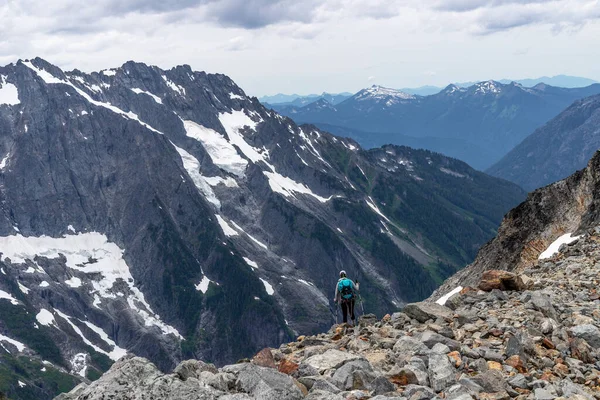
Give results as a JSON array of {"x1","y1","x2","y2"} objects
[
  {"x1": 0, "y1": 58, "x2": 525, "y2": 399},
  {"x1": 487, "y1": 94, "x2": 600, "y2": 191},
  {"x1": 259, "y1": 92, "x2": 352, "y2": 106},
  {"x1": 59, "y1": 226, "x2": 600, "y2": 399},
  {"x1": 273, "y1": 82, "x2": 600, "y2": 170},
  {"x1": 400, "y1": 85, "x2": 443, "y2": 96},
  {"x1": 433, "y1": 150, "x2": 600, "y2": 298}
]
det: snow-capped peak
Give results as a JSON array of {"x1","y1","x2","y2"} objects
[
  {"x1": 474, "y1": 80, "x2": 502, "y2": 95},
  {"x1": 355, "y1": 85, "x2": 416, "y2": 102}
]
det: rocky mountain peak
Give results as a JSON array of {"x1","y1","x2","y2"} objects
[
  {"x1": 0, "y1": 57, "x2": 526, "y2": 399},
  {"x1": 434, "y1": 150, "x2": 600, "y2": 298},
  {"x1": 355, "y1": 85, "x2": 416, "y2": 102}
]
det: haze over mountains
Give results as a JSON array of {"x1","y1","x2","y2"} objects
[
  {"x1": 488, "y1": 93, "x2": 600, "y2": 191},
  {"x1": 0, "y1": 58, "x2": 526, "y2": 399},
  {"x1": 269, "y1": 81, "x2": 600, "y2": 171},
  {"x1": 260, "y1": 75, "x2": 598, "y2": 104}
]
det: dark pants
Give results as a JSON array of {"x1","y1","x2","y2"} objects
[{"x1": 341, "y1": 299, "x2": 355, "y2": 323}]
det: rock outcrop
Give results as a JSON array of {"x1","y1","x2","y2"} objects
[
  {"x1": 58, "y1": 229, "x2": 600, "y2": 399},
  {"x1": 433, "y1": 150, "x2": 600, "y2": 298}
]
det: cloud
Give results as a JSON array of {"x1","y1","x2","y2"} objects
[
  {"x1": 433, "y1": 0, "x2": 600, "y2": 34},
  {"x1": 201, "y1": 0, "x2": 321, "y2": 29},
  {"x1": 224, "y1": 36, "x2": 249, "y2": 51}
]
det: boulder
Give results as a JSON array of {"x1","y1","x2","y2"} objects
[
  {"x1": 419, "y1": 330, "x2": 460, "y2": 351},
  {"x1": 570, "y1": 324, "x2": 600, "y2": 347},
  {"x1": 174, "y1": 359, "x2": 218, "y2": 380},
  {"x1": 387, "y1": 367, "x2": 419, "y2": 386},
  {"x1": 331, "y1": 359, "x2": 376, "y2": 391},
  {"x1": 305, "y1": 389, "x2": 345, "y2": 400},
  {"x1": 428, "y1": 352, "x2": 457, "y2": 392},
  {"x1": 478, "y1": 270, "x2": 526, "y2": 291},
  {"x1": 235, "y1": 363, "x2": 304, "y2": 400},
  {"x1": 402, "y1": 302, "x2": 453, "y2": 323},
  {"x1": 303, "y1": 349, "x2": 361, "y2": 373},
  {"x1": 530, "y1": 292, "x2": 558, "y2": 319},
  {"x1": 252, "y1": 348, "x2": 276, "y2": 368},
  {"x1": 393, "y1": 336, "x2": 430, "y2": 355}
]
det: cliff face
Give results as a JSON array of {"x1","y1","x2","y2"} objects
[
  {"x1": 432, "y1": 150, "x2": 600, "y2": 298},
  {"x1": 0, "y1": 58, "x2": 527, "y2": 399}
]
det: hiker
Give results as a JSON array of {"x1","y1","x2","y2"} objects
[{"x1": 333, "y1": 270, "x2": 357, "y2": 325}]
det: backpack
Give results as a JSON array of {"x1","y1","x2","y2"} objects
[{"x1": 338, "y1": 278, "x2": 354, "y2": 301}]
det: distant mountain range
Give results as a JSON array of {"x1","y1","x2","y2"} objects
[
  {"x1": 260, "y1": 75, "x2": 598, "y2": 104},
  {"x1": 268, "y1": 82, "x2": 600, "y2": 170},
  {"x1": 259, "y1": 92, "x2": 353, "y2": 106},
  {"x1": 487, "y1": 93, "x2": 600, "y2": 191}
]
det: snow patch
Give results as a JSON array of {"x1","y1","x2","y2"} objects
[
  {"x1": 264, "y1": 171, "x2": 331, "y2": 203},
  {"x1": 243, "y1": 257, "x2": 258, "y2": 269},
  {"x1": 436, "y1": 286, "x2": 463, "y2": 306},
  {"x1": 183, "y1": 120, "x2": 247, "y2": 177},
  {"x1": 216, "y1": 215, "x2": 238, "y2": 237},
  {"x1": 440, "y1": 168, "x2": 465, "y2": 178},
  {"x1": 204, "y1": 176, "x2": 239, "y2": 188},
  {"x1": 172, "y1": 143, "x2": 221, "y2": 208},
  {"x1": 18, "y1": 381, "x2": 26, "y2": 388},
  {"x1": 17, "y1": 281, "x2": 29, "y2": 294},
  {"x1": 36, "y1": 309, "x2": 55, "y2": 327},
  {"x1": 539, "y1": 233, "x2": 582, "y2": 260},
  {"x1": 0, "y1": 334, "x2": 26, "y2": 352},
  {"x1": 0, "y1": 290, "x2": 19, "y2": 305},
  {"x1": 0, "y1": 75, "x2": 19, "y2": 105},
  {"x1": 260, "y1": 278, "x2": 274, "y2": 295},
  {"x1": 218, "y1": 110, "x2": 269, "y2": 166},
  {"x1": 229, "y1": 92, "x2": 244, "y2": 100},
  {"x1": 0, "y1": 233, "x2": 182, "y2": 338},
  {"x1": 101, "y1": 69, "x2": 117, "y2": 76},
  {"x1": 365, "y1": 197, "x2": 391, "y2": 223},
  {"x1": 65, "y1": 276, "x2": 82, "y2": 288},
  {"x1": 162, "y1": 75, "x2": 186, "y2": 96},
  {"x1": 131, "y1": 88, "x2": 162, "y2": 104},
  {"x1": 195, "y1": 276, "x2": 214, "y2": 294},
  {"x1": 71, "y1": 353, "x2": 87, "y2": 378},
  {"x1": 39, "y1": 281, "x2": 49, "y2": 287},
  {"x1": 54, "y1": 309, "x2": 127, "y2": 361}
]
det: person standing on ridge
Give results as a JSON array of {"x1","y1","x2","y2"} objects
[{"x1": 334, "y1": 270, "x2": 357, "y2": 326}]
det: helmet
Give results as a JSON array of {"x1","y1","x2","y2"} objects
[{"x1": 339, "y1": 270, "x2": 346, "y2": 277}]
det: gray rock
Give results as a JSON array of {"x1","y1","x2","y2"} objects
[
  {"x1": 530, "y1": 292, "x2": 558, "y2": 319},
  {"x1": 428, "y1": 352, "x2": 457, "y2": 392},
  {"x1": 174, "y1": 359, "x2": 218, "y2": 380},
  {"x1": 419, "y1": 331, "x2": 460, "y2": 351},
  {"x1": 431, "y1": 343, "x2": 451, "y2": 354},
  {"x1": 570, "y1": 324, "x2": 600, "y2": 347},
  {"x1": 235, "y1": 363, "x2": 304, "y2": 400},
  {"x1": 303, "y1": 349, "x2": 361, "y2": 373},
  {"x1": 402, "y1": 384, "x2": 436, "y2": 399},
  {"x1": 470, "y1": 370, "x2": 507, "y2": 393},
  {"x1": 558, "y1": 379, "x2": 594, "y2": 399},
  {"x1": 331, "y1": 359, "x2": 376, "y2": 391},
  {"x1": 534, "y1": 388, "x2": 556, "y2": 400},
  {"x1": 403, "y1": 302, "x2": 453, "y2": 323},
  {"x1": 393, "y1": 336, "x2": 430, "y2": 356},
  {"x1": 507, "y1": 373, "x2": 529, "y2": 389},
  {"x1": 311, "y1": 379, "x2": 342, "y2": 394},
  {"x1": 305, "y1": 390, "x2": 345, "y2": 400},
  {"x1": 368, "y1": 375, "x2": 396, "y2": 395}
]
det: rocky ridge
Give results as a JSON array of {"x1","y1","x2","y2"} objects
[{"x1": 57, "y1": 227, "x2": 600, "y2": 399}]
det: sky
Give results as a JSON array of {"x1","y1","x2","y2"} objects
[{"x1": 0, "y1": 0, "x2": 599, "y2": 97}]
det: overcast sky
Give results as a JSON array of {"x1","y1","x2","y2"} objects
[{"x1": 1, "y1": 0, "x2": 599, "y2": 96}]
